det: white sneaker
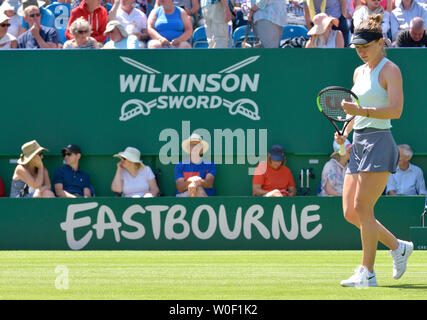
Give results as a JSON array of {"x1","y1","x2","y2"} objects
[
  {"x1": 390, "y1": 240, "x2": 414, "y2": 279},
  {"x1": 340, "y1": 266, "x2": 378, "y2": 287}
]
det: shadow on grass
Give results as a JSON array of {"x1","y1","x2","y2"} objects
[{"x1": 381, "y1": 284, "x2": 427, "y2": 290}]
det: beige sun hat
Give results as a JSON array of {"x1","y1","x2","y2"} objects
[
  {"x1": 0, "y1": 11, "x2": 9, "y2": 24},
  {"x1": 181, "y1": 133, "x2": 209, "y2": 155},
  {"x1": 307, "y1": 13, "x2": 339, "y2": 36},
  {"x1": 17, "y1": 0, "x2": 46, "y2": 16},
  {"x1": 17, "y1": 140, "x2": 49, "y2": 165},
  {"x1": 114, "y1": 146, "x2": 143, "y2": 165},
  {"x1": 104, "y1": 20, "x2": 128, "y2": 38}
]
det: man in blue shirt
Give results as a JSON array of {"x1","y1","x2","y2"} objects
[
  {"x1": 386, "y1": 144, "x2": 427, "y2": 197},
  {"x1": 175, "y1": 133, "x2": 216, "y2": 197},
  {"x1": 17, "y1": 3, "x2": 58, "y2": 48},
  {"x1": 53, "y1": 144, "x2": 92, "y2": 198},
  {"x1": 18, "y1": 0, "x2": 56, "y2": 30}
]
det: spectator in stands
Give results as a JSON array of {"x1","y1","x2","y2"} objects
[
  {"x1": 103, "y1": 19, "x2": 140, "y2": 48},
  {"x1": 352, "y1": 0, "x2": 391, "y2": 38},
  {"x1": 319, "y1": 139, "x2": 351, "y2": 196},
  {"x1": 305, "y1": 13, "x2": 344, "y2": 47},
  {"x1": 394, "y1": 16, "x2": 426, "y2": 46},
  {"x1": 201, "y1": 0, "x2": 232, "y2": 48},
  {"x1": 53, "y1": 144, "x2": 92, "y2": 198},
  {"x1": 147, "y1": 0, "x2": 192, "y2": 48},
  {"x1": 10, "y1": 140, "x2": 55, "y2": 198},
  {"x1": 66, "y1": 0, "x2": 109, "y2": 44},
  {"x1": 17, "y1": 0, "x2": 55, "y2": 31},
  {"x1": 108, "y1": 0, "x2": 149, "y2": 47},
  {"x1": 386, "y1": 144, "x2": 427, "y2": 196},
  {"x1": 172, "y1": 0, "x2": 201, "y2": 26},
  {"x1": 0, "y1": 11, "x2": 17, "y2": 48},
  {"x1": 0, "y1": 0, "x2": 23, "y2": 38},
  {"x1": 299, "y1": 0, "x2": 350, "y2": 46},
  {"x1": 17, "y1": 4, "x2": 59, "y2": 48},
  {"x1": 111, "y1": 146, "x2": 160, "y2": 197},
  {"x1": 175, "y1": 133, "x2": 216, "y2": 197},
  {"x1": 390, "y1": 0, "x2": 427, "y2": 41},
  {"x1": 247, "y1": 0, "x2": 288, "y2": 48},
  {"x1": 352, "y1": 0, "x2": 393, "y2": 13},
  {"x1": 63, "y1": 17, "x2": 99, "y2": 48},
  {"x1": 232, "y1": 0, "x2": 249, "y2": 29},
  {"x1": 252, "y1": 145, "x2": 297, "y2": 197}
]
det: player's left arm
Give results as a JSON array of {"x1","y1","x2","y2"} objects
[{"x1": 366, "y1": 62, "x2": 404, "y2": 119}]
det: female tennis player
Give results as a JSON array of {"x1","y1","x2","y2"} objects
[{"x1": 335, "y1": 15, "x2": 413, "y2": 287}]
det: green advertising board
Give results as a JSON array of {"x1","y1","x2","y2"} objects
[{"x1": 0, "y1": 196, "x2": 424, "y2": 250}]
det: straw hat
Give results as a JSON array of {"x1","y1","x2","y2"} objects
[
  {"x1": 114, "y1": 146, "x2": 143, "y2": 165},
  {"x1": 307, "y1": 13, "x2": 339, "y2": 36},
  {"x1": 17, "y1": 140, "x2": 49, "y2": 165},
  {"x1": 181, "y1": 133, "x2": 209, "y2": 154}
]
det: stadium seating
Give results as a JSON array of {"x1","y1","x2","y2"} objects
[
  {"x1": 232, "y1": 25, "x2": 258, "y2": 48},
  {"x1": 192, "y1": 26, "x2": 208, "y2": 48},
  {"x1": 281, "y1": 25, "x2": 308, "y2": 40},
  {"x1": 46, "y1": 3, "x2": 71, "y2": 44}
]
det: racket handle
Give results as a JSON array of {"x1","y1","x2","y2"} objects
[{"x1": 339, "y1": 143, "x2": 346, "y2": 156}]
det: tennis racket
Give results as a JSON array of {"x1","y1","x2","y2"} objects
[{"x1": 317, "y1": 86, "x2": 359, "y2": 156}]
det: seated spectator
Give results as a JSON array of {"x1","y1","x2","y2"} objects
[
  {"x1": 108, "y1": 0, "x2": 149, "y2": 47},
  {"x1": 394, "y1": 16, "x2": 426, "y2": 46},
  {"x1": 252, "y1": 145, "x2": 297, "y2": 197},
  {"x1": 352, "y1": 0, "x2": 391, "y2": 38},
  {"x1": 318, "y1": 139, "x2": 351, "y2": 196},
  {"x1": 386, "y1": 144, "x2": 427, "y2": 196},
  {"x1": 147, "y1": 0, "x2": 192, "y2": 48},
  {"x1": 63, "y1": 17, "x2": 99, "y2": 48},
  {"x1": 17, "y1": 4, "x2": 59, "y2": 48},
  {"x1": 0, "y1": 0, "x2": 23, "y2": 38},
  {"x1": 102, "y1": 19, "x2": 140, "y2": 48},
  {"x1": 111, "y1": 146, "x2": 160, "y2": 197},
  {"x1": 66, "y1": 0, "x2": 108, "y2": 44},
  {"x1": 172, "y1": 0, "x2": 200, "y2": 27},
  {"x1": 0, "y1": 11, "x2": 17, "y2": 49},
  {"x1": 10, "y1": 140, "x2": 55, "y2": 198},
  {"x1": 175, "y1": 133, "x2": 216, "y2": 197},
  {"x1": 53, "y1": 144, "x2": 92, "y2": 198},
  {"x1": 305, "y1": 13, "x2": 344, "y2": 47},
  {"x1": 17, "y1": 0, "x2": 55, "y2": 31},
  {"x1": 300, "y1": 0, "x2": 350, "y2": 46},
  {"x1": 247, "y1": 0, "x2": 287, "y2": 48},
  {"x1": 390, "y1": 0, "x2": 427, "y2": 41}
]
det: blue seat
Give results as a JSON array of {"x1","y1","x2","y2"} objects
[
  {"x1": 57, "y1": 27, "x2": 67, "y2": 44},
  {"x1": 46, "y1": 3, "x2": 71, "y2": 30},
  {"x1": 232, "y1": 25, "x2": 257, "y2": 48},
  {"x1": 105, "y1": 2, "x2": 112, "y2": 13},
  {"x1": 147, "y1": 3, "x2": 154, "y2": 16},
  {"x1": 282, "y1": 24, "x2": 308, "y2": 40},
  {"x1": 192, "y1": 26, "x2": 208, "y2": 48}
]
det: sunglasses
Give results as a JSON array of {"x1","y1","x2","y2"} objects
[
  {"x1": 0, "y1": 23, "x2": 10, "y2": 27},
  {"x1": 77, "y1": 29, "x2": 89, "y2": 34},
  {"x1": 29, "y1": 13, "x2": 41, "y2": 18},
  {"x1": 63, "y1": 152, "x2": 72, "y2": 157}
]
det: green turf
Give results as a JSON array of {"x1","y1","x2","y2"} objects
[{"x1": 0, "y1": 250, "x2": 426, "y2": 300}]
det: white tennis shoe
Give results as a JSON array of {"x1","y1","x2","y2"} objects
[
  {"x1": 340, "y1": 266, "x2": 378, "y2": 287},
  {"x1": 390, "y1": 240, "x2": 414, "y2": 279}
]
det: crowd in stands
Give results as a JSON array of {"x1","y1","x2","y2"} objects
[
  {"x1": 1, "y1": 136, "x2": 425, "y2": 199},
  {"x1": 0, "y1": 0, "x2": 425, "y2": 48}
]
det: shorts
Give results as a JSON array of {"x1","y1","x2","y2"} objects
[{"x1": 346, "y1": 128, "x2": 399, "y2": 174}]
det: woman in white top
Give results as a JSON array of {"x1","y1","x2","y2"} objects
[
  {"x1": 336, "y1": 15, "x2": 412, "y2": 287},
  {"x1": 0, "y1": 0, "x2": 22, "y2": 38},
  {"x1": 318, "y1": 140, "x2": 351, "y2": 196},
  {"x1": 305, "y1": 13, "x2": 344, "y2": 48},
  {"x1": 0, "y1": 12, "x2": 16, "y2": 49},
  {"x1": 111, "y1": 147, "x2": 160, "y2": 198}
]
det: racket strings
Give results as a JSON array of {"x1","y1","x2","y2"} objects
[{"x1": 319, "y1": 90, "x2": 354, "y2": 121}]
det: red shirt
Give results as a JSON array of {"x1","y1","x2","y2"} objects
[
  {"x1": 66, "y1": 0, "x2": 108, "y2": 43},
  {"x1": 0, "y1": 176, "x2": 4, "y2": 197},
  {"x1": 252, "y1": 161, "x2": 296, "y2": 196}
]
